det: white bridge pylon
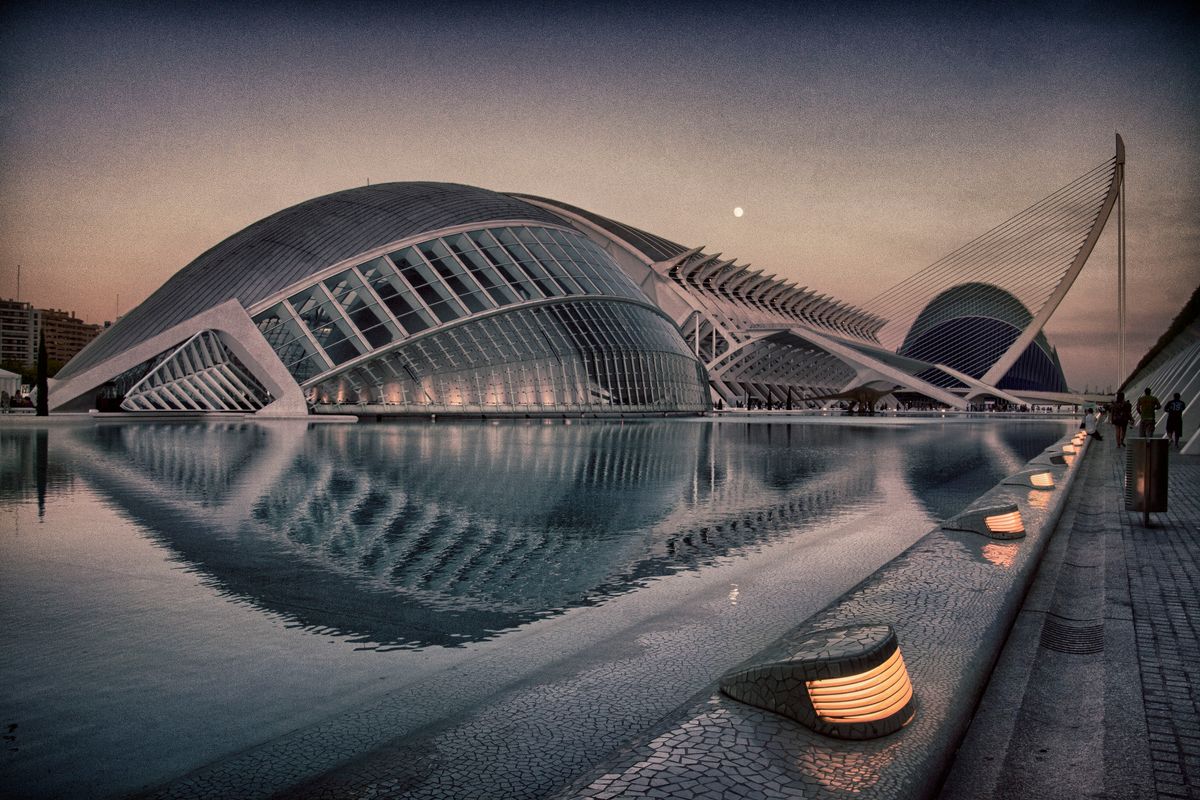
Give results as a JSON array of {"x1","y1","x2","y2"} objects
[{"x1": 865, "y1": 134, "x2": 1125, "y2": 392}]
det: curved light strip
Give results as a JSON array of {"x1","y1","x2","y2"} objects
[
  {"x1": 807, "y1": 649, "x2": 915, "y2": 723},
  {"x1": 984, "y1": 510, "x2": 1025, "y2": 535}
]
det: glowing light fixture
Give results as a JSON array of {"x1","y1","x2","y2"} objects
[
  {"x1": 1031, "y1": 472, "x2": 1055, "y2": 488},
  {"x1": 719, "y1": 624, "x2": 916, "y2": 739},
  {"x1": 1062, "y1": 443, "x2": 1077, "y2": 454},
  {"x1": 1002, "y1": 470, "x2": 1056, "y2": 490},
  {"x1": 943, "y1": 502, "x2": 1026, "y2": 540},
  {"x1": 985, "y1": 509, "x2": 1024, "y2": 534}
]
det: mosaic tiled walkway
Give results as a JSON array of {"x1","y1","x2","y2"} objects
[
  {"x1": 943, "y1": 437, "x2": 1200, "y2": 799},
  {"x1": 1122, "y1": 451, "x2": 1200, "y2": 797}
]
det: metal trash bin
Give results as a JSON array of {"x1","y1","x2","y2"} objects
[{"x1": 1125, "y1": 438, "x2": 1169, "y2": 524}]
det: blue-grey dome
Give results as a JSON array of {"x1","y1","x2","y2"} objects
[{"x1": 899, "y1": 282, "x2": 1067, "y2": 393}]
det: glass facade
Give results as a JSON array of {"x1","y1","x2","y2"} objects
[
  {"x1": 310, "y1": 301, "x2": 709, "y2": 413},
  {"x1": 250, "y1": 224, "x2": 710, "y2": 414}
]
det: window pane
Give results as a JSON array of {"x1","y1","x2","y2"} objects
[
  {"x1": 494, "y1": 228, "x2": 562, "y2": 297},
  {"x1": 287, "y1": 286, "x2": 365, "y2": 365},
  {"x1": 421, "y1": 240, "x2": 493, "y2": 312},
  {"x1": 254, "y1": 303, "x2": 327, "y2": 381},
  {"x1": 470, "y1": 231, "x2": 541, "y2": 300},
  {"x1": 426, "y1": 301, "x2": 463, "y2": 324},
  {"x1": 445, "y1": 234, "x2": 518, "y2": 306},
  {"x1": 324, "y1": 270, "x2": 397, "y2": 350}
]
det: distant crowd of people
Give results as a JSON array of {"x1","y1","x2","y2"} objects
[{"x1": 1101, "y1": 387, "x2": 1187, "y2": 449}]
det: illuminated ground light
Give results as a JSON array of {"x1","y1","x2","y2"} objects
[
  {"x1": 1002, "y1": 470, "x2": 1056, "y2": 490},
  {"x1": 719, "y1": 624, "x2": 916, "y2": 740},
  {"x1": 943, "y1": 503, "x2": 1026, "y2": 539},
  {"x1": 1062, "y1": 443, "x2": 1077, "y2": 454}
]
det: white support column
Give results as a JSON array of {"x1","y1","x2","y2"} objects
[{"x1": 982, "y1": 135, "x2": 1124, "y2": 386}]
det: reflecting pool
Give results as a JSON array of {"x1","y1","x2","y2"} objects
[{"x1": 0, "y1": 417, "x2": 1070, "y2": 798}]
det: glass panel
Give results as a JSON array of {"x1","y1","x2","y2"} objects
[
  {"x1": 397, "y1": 310, "x2": 432, "y2": 335},
  {"x1": 514, "y1": 228, "x2": 582, "y2": 295},
  {"x1": 360, "y1": 260, "x2": 436, "y2": 336},
  {"x1": 469, "y1": 230, "x2": 541, "y2": 301},
  {"x1": 287, "y1": 286, "x2": 365, "y2": 366},
  {"x1": 534, "y1": 239, "x2": 591, "y2": 294},
  {"x1": 253, "y1": 304, "x2": 327, "y2": 382},
  {"x1": 420, "y1": 240, "x2": 492, "y2": 313},
  {"x1": 493, "y1": 228, "x2": 562, "y2": 297},
  {"x1": 389, "y1": 248, "x2": 465, "y2": 315},
  {"x1": 388, "y1": 248, "x2": 430, "y2": 286},
  {"x1": 324, "y1": 270, "x2": 397, "y2": 350},
  {"x1": 426, "y1": 301, "x2": 463, "y2": 324},
  {"x1": 445, "y1": 234, "x2": 518, "y2": 306}
]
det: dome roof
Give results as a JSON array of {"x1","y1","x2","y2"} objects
[
  {"x1": 902, "y1": 282, "x2": 1032, "y2": 347},
  {"x1": 59, "y1": 182, "x2": 564, "y2": 379},
  {"x1": 511, "y1": 193, "x2": 689, "y2": 263},
  {"x1": 899, "y1": 282, "x2": 1066, "y2": 391}
]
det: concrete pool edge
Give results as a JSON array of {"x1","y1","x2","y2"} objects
[{"x1": 559, "y1": 432, "x2": 1093, "y2": 799}]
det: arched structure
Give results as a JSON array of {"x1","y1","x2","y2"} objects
[
  {"x1": 51, "y1": 138, "x2": 1125, "y2": 415},
  {"x1": 866, "y1": 135, "x2": 1125, "y2": 396},
  {"x1": 899, "y1": 283, "x2": 1068, "y2": 393},
  {"x1": 516, "y1": 195, "x2": 965, "y2": 409},
  {"x1": 50, "y1": 184, "x2": 710, "y2": 416}
]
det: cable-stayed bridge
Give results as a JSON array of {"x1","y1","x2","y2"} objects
[{"x1": 530, "y1": 135, "x2": 1129, "y2": 410}]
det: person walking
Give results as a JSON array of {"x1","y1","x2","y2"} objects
[
  {"x1": 1109, "y1": 391, "x2": 1132, "y2": 447},
  {"x1": 1164, "y1": 392, "x2": 1186, "y2": 449},
  {"x1": 1137, "y1": 387, "x2": 1161, "y2": 438}
]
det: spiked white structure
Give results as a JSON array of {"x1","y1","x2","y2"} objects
[{"x1": 121, "y1": 330, "x2": 271, "y2": 412}]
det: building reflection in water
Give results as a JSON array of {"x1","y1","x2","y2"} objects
[
  {"x1": 0, "y1": 428, "x2": 78, "y2": 518},
  {"x1": 900, "y1": 422, "x2": 1060, "y2": 522},
  {"x1": 44, "y1": 418, "x2": 1067, "y2": 649},
  {"x1": 57, "y1": 421, "x2": 880, "y2": 648}
]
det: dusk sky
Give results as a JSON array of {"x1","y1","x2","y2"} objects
[{"x1": 2, "y1": 1, "x2": 1197, "y2": 390}]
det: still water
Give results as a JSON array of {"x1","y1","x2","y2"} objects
[{"x1": 0, "y1": 417, "x2": 1069, "y2": 798}]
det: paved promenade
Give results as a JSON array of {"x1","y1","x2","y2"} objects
[{"x1": 942, "y1": 435, "x2": 1200, "y2": 799}]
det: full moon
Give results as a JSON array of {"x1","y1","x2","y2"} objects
[{"x1": 733, "y1": 207, "x2": 744, "y2": 217}]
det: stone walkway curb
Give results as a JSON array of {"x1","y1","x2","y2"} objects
[
  {"x1": 941, "y1": 435, "x2": 1199, "y2": 799},
  {"x1": 555, "y1": 434, "x2": 1092, "y2": 800}
]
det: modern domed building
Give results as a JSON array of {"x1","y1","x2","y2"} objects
[
  {"x1": 899, "y1": 283, "x2": 1068, "y2": 393},
  {"x1": 50, "y1": 183, "x2": 712, "y2": 416},
  {"x1": 51, "y1": 139, "x2": 1124, "y2": 416}
]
